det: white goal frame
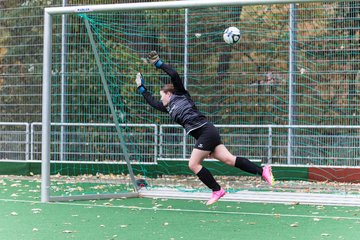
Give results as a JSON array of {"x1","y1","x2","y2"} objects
[{"x1": 41, "y1": 0, "x2": 354, "y2": 203}]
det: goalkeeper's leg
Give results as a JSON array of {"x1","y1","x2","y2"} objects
[
  {"x1": 211, "y1": 144, "x2": 275, "y2": 186},
  {"x1": 189, "y1": 149, "x2": 225, "y2": 205}
]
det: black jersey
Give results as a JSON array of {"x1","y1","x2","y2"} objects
[{"x1": 141, "y1": 62, "x2": 208, "y2": 134}]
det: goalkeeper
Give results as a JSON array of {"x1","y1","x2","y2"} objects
[{"x1": 135, "y1": 51, "x2": 274, "y2": 205}]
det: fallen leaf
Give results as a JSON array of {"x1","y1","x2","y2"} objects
[{"x1": 32, "y1": 208, "x2": 42, "y2": 214}]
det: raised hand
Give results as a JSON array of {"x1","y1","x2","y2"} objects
[
  {"x1": 135, "y1": 72, "x2": 144, "y2": 87},
  {"x1": 147, "y1": 51, "x2": 160, "y2": 65}
]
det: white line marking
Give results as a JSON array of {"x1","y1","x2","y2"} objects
[{"x1": 1, "y1": 198, "x2": 359, "y2": 221}]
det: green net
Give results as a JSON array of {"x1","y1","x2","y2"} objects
[{"x1": 46, "y1": 2, "x2": 360, "y2": 198}]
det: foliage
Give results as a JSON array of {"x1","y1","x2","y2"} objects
[{"x1": 0, "y1": 1, "x2": 359, "y2": 127}]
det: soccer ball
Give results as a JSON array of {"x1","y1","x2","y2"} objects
[{"x1": 223, "y1": 27, "x2": 241, "y2": 45}]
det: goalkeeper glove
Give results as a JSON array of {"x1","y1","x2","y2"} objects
[
  {"x1": 135, "y1": 72, "x2": 146, "y2": 94},
  {"x1": 147, "y1": 51, "x2": 163, "y2": 68}
]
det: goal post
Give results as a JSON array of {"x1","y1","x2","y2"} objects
[{"x1": 42, "y1": 0, "x2": 358, "y2": 204}]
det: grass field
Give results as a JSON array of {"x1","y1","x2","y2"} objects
[{"x1": 0, "y1": 177, "x2": 359, "y2": 240}]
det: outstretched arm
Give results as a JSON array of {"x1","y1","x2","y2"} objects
[
  {"x1": 135, "y1": 73, "x2": 167, "y2": 113},
  {"x1": 148, "y1": 51, "x2": 187, "y2": 94}
]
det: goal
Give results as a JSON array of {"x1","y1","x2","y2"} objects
[{"x1": 41, "y1": 0, "x2": 359, "y2": 204}]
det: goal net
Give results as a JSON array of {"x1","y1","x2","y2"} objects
[{"x1": 41, "y1": 0, "x2": 360, "y2": 203}]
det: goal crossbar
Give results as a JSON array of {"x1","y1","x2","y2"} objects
[{"x1": 44, "y1": 0, "x2": 354, "y2": 15}]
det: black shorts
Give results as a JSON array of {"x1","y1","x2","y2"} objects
[{"x1": 189, "y1": 122, "x2": 222, "y2": 152}]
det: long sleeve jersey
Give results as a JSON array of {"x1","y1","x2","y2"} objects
[{"x1": 141, "y1": 62, "x2": 208, "y2": 134}]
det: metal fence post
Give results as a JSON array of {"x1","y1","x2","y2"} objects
[
  {"x1": 268, "y1": 126, "x2": 272, "y2": 164},
  {"x1": 288, "y1": 3, "x2": 297, "y2": 164}
]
